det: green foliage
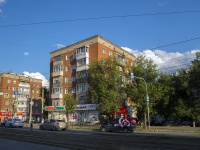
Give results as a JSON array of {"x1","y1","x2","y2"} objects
[
  {"x1": 88, "y1": 57, "x2": 122, "y2": 116},
  {"x1": 126, "y1": 55, "x2": 160, "y2": 120},
  {"x1": 63, "y1": 94, "x2": 77, "y2": 114}
]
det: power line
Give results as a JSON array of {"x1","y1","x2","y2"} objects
[
  {"x1": 151, "y1": 36, "x2": 200, "y2": 50},
  {"x1": 0, "y1": 9, "x2": 200, "y2": 28}
]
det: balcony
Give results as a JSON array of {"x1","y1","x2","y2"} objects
[
  {"x1": 76, "y1": 52, "x2": 89, "y2": 60},
  {"x1": 51, "y1": 94, "x2": 63, "y2": 100},
  {"x1": 76, "y1": 65, "x2": 89, "y2": 72},
  {"x1": 53, "y1": 60, "x2": 63, "y2": 66},
  {"x1": 19, "y1": 83, "x2": 30, "y2": 88},
  {"x1": 76, "y1": 91, "x2": 87, "y2": 98},
  {"x1": 52, "y1": 71, "x2": 63, "y2": 77}
]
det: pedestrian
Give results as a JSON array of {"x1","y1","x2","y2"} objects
[{"x1": 2, "y1": 117, "x2": 7, "y2": 127}]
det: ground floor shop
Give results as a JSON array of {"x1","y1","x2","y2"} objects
[{"x1": 45, "y1": 104, "x2": 99, "y2": 124}]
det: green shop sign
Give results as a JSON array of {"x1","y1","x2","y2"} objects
[{"x1": 55, "y1": 106, "x2": 65, "y2": 111}]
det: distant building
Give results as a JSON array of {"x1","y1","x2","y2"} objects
[
  {"x1": 49, "y1": 35, "x2": 135, "y2": 123},
  {"x1": 0, "y1": 73, "x2": 42, "y2": 121}
]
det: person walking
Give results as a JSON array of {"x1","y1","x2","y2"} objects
[{"x1": 2, "y1": 117, "x2": 7, "y2": 127}]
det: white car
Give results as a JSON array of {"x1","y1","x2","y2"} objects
[{"x1": 5, "y1": 118, "x2": 24, "y2": 128}]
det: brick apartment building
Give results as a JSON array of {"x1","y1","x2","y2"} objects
[
  {"x1": 0, "y1": 73, "x2": 42, "y2": 122},
  {"x1": 49, "y1": 35, "x2": 135, "y2": 123}
]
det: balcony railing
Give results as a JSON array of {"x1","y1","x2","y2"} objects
[
  {"x1": 52, "y1": 71, "x2": 63, "y2": 77},
  {"x1": 51, "y1": 94, "x2": 63, "y2": 99}
]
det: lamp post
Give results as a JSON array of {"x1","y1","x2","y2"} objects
[
  {"x1": 29, "y1": 99, "x2": 34, "y2": 130},
  {"x1": 130, "y1": 72, "x2": 150, "y2": 130}
]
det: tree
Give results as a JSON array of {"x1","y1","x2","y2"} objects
[
  {"x1": 63, "y1": 94, "x2": 77, "y2": 126},
  {"x1": 88, "y1": 57, "x2": 122, "y2": 118},
  {"x1": 40, "y1": 87, "x2": 50, "y2": 119},
  {"x1": 188, "y1": 51, "x2": 200, "y2": 126},
  {"x1": 126, "y1": 55, "x2": 161, "y2": 128}
]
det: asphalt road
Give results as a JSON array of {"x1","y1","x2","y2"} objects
[
  {"x1": 0, "y1": 138, "x2": 71, "y2": 150},
  {"x1": 1, "y1": 126, "x2": 200, "y2": 150}
]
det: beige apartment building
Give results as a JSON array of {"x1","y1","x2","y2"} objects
[
  {"x1": 49, "y1": 35, "x2": 135, "y2": 123},
  {"x1": 0, "y1": 73, "x2": 42, "y2": 121}
]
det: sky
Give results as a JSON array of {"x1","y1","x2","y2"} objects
[{"x1": 0, "y1": 0, "x2": 200, "y2": 87}]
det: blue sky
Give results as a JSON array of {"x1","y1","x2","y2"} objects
[{"x1": 0, "y1": 0, "x2": 200, "y2": 86}]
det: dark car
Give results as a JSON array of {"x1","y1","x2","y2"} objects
[
  {"x1": 100, "y1": 118, "x2": 136, "y2": 133},
  {"x1": 180, "y1": 121, "x2": 192, "y2": 127},
  {"x1": 162, "y1": 121, "x2": 174, "y2": 126}
]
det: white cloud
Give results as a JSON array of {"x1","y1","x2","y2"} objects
[
  {"x1": 0, "y1": 0, "x2": 6, "y2": 5},
  {"x1": 22, "y1": 71, "x2": 49, "y2": 88},
  {"x1": 24, "y1": 52, "x2": 29, "y2": 56},
  {"x1": 56, "y1": 44, "x2": 65, "y2": 49},
  {"x1": 0, "y1": 0, "x2": 5, "y2": 13},
  {"x1": 122, "y1": 47, "x2": 200, "y2": 73}
]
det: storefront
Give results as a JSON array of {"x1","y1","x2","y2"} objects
[
  {"x1": 0, "y1": 112, "x2": 11, "y2": 121},
  {"x1": 45, "y1": 106, "x2": 66, "y2": 121},
  {"x1": 73, "y1": 104, "x2": 98, "y2": 124}
]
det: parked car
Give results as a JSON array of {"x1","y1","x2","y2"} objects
[
  {"x1": 195, "y1": 121, "x2": 200, "y2": 127},
  {"x1": 162, "y1": 121, "x2": 174, "y2": 126},
  {"x1": 100, "y1": 118, "x2": 136, "y2": 133},
  {"x1": 39, "y1": 119, "x2": 67, "y2": 131},
  {"x1": 180, "y1": 121, "x2": 192, "y2": 127},
  {"x1": 5, "y1": 118, "x2": 24, "y2": 128}
]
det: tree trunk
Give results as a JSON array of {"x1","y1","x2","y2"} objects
[
  {"x1": 193, "y1": 121, "x2": 196, "y2": 127},
  {"x1": 144, "y1": 112, "x2": 147, "y2": 129},
  {"x1": 66, "y1": 113, "x2": 70, "y2": 127}
]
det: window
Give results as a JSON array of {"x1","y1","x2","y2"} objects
[
  {"x1": 65, "y1": 66, "x2": 69, "y2": 71},
  {"x1": 72, "y1": 64, "x2": 76, "y2": 70},
  {"x1": 108, "y1": 51, "x2": 112, "y2": 56},
  {"x1": 72, "y1": 76, "x2": 76, "y2": 82},
  {"x1": 13, "y1": 80, "x2": 16, "y2": 84},
  {"x1": 54, "y1": 55, "x2": 62, "y2": 62},
  {"x1": 65, "y1": 77, "x2": 69, "y2": 83},
  {"x1": 72, "y1": 87, "x2": 76, "y2": 93},
  {"x1": 66, "y1": 55, "x2": 70, "y2": 60},
  {"x1": 53, "y1": 77, "x2": 59, "y2": 83},
  {"x1": 53, "y1": 64, "x2": 63, "y2": 72},
  {"x1": 52, "y1": 87, "x2": 62, "y2": 94},
  {"x1": 7, "y1": 79, "x2": 11, "y2": 83},
  {"x1": 73, "y1": 52, "x2": 76, "y2": 58},
  {"x1": 65, "y1": 88, "x2": 69, "y2": 94},
  {"x1": 76, "y1": 83, "x2": 86, "y2": 92},
  {"x1": 77, "y1": 58, "x2": 86, "y2": 67},
  {"x1": 102, "y1": 48, "x2": 106, "y2": 54}
]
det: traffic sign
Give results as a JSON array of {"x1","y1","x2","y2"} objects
[
  {"x1": 14, "y1": 91, "x2": 19, "y2": 95},
  {"x1": 13, "y1": 100, "x2": 18, "y2": 105},
  {"x1": 130, "y1": 71, "x2": 134, "y2": 81}
]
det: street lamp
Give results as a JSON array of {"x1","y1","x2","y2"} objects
[{"x1": 130, "y1": 71, "x2": 150, "y2": 129}]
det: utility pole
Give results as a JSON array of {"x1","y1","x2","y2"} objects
[
  {"x1": 130, "y1": 71, "x2": 150, "y2": 130},
  {"x1": 42, "y1": 88, "x2": 44, "y2": 122}
]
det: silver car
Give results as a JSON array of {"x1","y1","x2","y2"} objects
[
  {"x1": 5, "y1": 118, "x2": 24, "y2": 128},
  {"x1": 39, "y1": 119, "x2": 67, "y2": 131}
]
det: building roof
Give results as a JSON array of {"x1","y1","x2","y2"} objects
[{"x1": 50, "y1": 34, "x2": 135, "y2": 60}]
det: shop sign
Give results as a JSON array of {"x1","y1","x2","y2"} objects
[
  {"x1": 0, "y1": 112, "x2": 11, "y2": 116},
  {"x1": 4, "y1": 93, "x2": 9, "y2": 98},
  {"x1": 76, "y1": 104, "x2": 96, "y2": 110},
  {"x1": 45, "y1": 106, "x2": 55, "y2": 111},
  {"x1": 55, "y1": 106, "x2": 65, "y2": 111}
]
